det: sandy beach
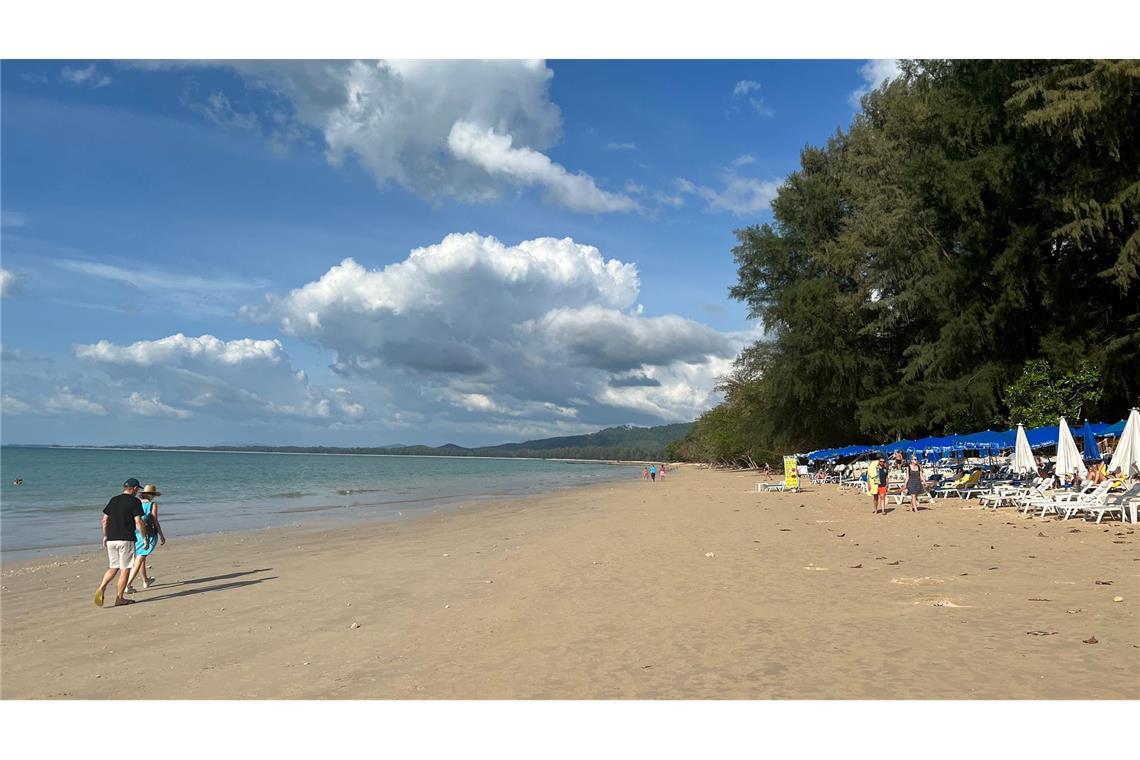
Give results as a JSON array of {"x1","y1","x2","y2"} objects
[{"x1": 2, "y1": 466, "x2": 1137, "y2": 699}]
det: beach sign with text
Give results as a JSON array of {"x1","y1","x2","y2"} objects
[{"x1": 783, "y1": 456, "x2": 799, "y2": 490}]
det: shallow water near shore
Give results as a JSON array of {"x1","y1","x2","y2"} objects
[{"x1": 0, "y1": 446, "x2": 639, "y2": 559}]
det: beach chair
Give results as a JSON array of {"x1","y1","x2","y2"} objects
[
  {"x1": 938, "y1": 470, "x2": 982, "y2": 499},
  {"x1": 1013, "y1": 482, "x2": 1053, "y2": 514},
  {"x1": 1027, "y1": 482, "x2": 1112, "y2": 519},
  {"x1": 979, "y1": 477, "x2": 1044, "y2": 509},
  {"x1": 1083, "y1": 482, "x2": 1140, "y2": 524},
  {"x1": 931, "y1": 472, "x2": 970, "y2": 499},
  {"x1": 888, "y1": 491, "x2": 933, "y2": 507}
]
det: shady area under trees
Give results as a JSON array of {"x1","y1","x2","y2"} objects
[{"x1": 669, "y1": 60, "x2": 1139, "y2": 468}]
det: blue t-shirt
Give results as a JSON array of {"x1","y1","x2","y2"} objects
[{"x1": 649, "y1": 466, "x2": 657, "y2": 475}]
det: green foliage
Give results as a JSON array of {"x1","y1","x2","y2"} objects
[
  {"x1": 677, "y1": 60, "x2": 1140, "y2": 464},
  {"x1": 1003, "y1": 359, "x2": 1104, "y2": 428}
]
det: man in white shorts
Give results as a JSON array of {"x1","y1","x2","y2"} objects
[{"x1": 95, "y1": 478, "x2": 146, "y2": 607}]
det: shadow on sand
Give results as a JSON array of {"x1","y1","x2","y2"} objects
[{"x1": 136, "y1": 575, "x2": 278, "y2": 604}]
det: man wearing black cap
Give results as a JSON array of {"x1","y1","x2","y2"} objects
[{"x1": 95, "y1": 478, "x2": 147, "y2": 607}]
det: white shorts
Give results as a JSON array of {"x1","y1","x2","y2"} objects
[{"x1": 106, "y1": 540, "x2": 135, "y2": 569}]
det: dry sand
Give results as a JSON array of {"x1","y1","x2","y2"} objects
[{"x1": 2, "y1": 466, "x2": 1137, "y2": 699}]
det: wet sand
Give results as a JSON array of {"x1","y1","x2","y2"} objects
[{"x1": 2, "y1": 466, "x2": 1137, "y2": 699}]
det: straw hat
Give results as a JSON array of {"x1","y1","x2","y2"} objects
[{"x1": 139, "y1": 484, "x2": 162, "y2": 498}]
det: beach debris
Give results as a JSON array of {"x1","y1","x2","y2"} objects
[
  {"x1": 929, "y1": 600, "x2": 963, "y2": 608},
  {"x1": 304, "y1": 662, "x2": 310, "y2": 666},
  {"x1": 850, "y1": 564, "x2": 863, "y2": 569},
  {"x1": 1068, "y1": 528, "x2": 1081, "y2": 533},
  {"x1": 987, "y1": 566, "x2": 999, "y2": 570},
  {"x1": 442, "y1": 553, "x2": 450, "y2": 557},
  {"x1": 1083, "y1": 636, "x2": 1099, "y2": 645},
  {"x1": 1095, "y1": 580, "x2": 1114, "y2": 585},
  {"x1": 887, "y1": 560, "x2": 901, "y2": 566},
  {"x1": 1113, "y1": 540, "x2": 1127, "y2": 544},
  {"x1": 350, "y1": 622, "x2": 360, "y2": 629},
  {"x1": 1113, "y1": 596, "x2": 1124, "y2": 603},
  {"x1": 1026, "y1": 630, "x2": 1058, "y2": 636},
  {"x1": 1067, "y1": 609, "x2": 1083, "y2": 614},
  {"x1": 990, "y1": 545, "x2": 995, "y2": 550},
  {"x1": 704, "y1": 552, "x2": 716, "y2": 558},
  {"x1": 959, "y1": 573, "x2": 969, "y2": 576},
  {"x1": 1036, "y1": 532, "x2": 1048, "y2": 538},
  {"x1": 836, "y1": 533, "x2": 846, "y2": 538},
  {"x1": 779, "y1": 528, "x2": 791, "y2": 532},
  {"x1": 1028, "y1": 598, "x2": 1051, "y2": 602},
  {"x1": 875, "y1": 556, "x2": 887, "y2": 560},
  {"x1": 641, "y1": 664, "x2": 653, "y2": 669}
]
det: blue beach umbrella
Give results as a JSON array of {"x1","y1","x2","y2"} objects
[{"x1": 1080, "y1": 420, "x2": 1102, "y2": 461}]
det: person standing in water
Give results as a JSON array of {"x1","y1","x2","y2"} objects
[
  {"x1": 126, "y1": 484, "x2": 166, "y2": 592},
  {"x1": 649, "y1": 464, "x2": 657, "y2": 482}
]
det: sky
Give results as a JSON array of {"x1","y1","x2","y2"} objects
[{"x1": 1, "y1": 59, "x2": 899, "y2": 447}]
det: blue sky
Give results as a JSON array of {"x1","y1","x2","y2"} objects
[{"x1": 1, "y1": 59, "x2": 892, "y2": 446}]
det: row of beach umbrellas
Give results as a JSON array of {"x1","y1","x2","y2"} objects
[{"x1": 806, "y1": 409, "x2": 1140, "y2": 480}]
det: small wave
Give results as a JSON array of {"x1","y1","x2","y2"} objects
[
  {"x1": 336, "y1": 488, "x2": 384, "y2": 496},
  {"x1": 267, "y1": 491, "x2": 311, "y2": 499}
]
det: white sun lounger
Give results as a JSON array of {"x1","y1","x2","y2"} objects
[{"x1": 1083, "y1": 483, "x2": 1140, "y2": 524}]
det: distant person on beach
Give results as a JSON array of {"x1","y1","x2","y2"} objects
[
  {"x1": 649, "y1": 465, "x2": 657, "y2": 482},
  {"x1": 905, "y1": 456, "x2": 924, "y2": 513},
  {"x1": 868, "y1": 459, "x2": 881, "y2": 513},
  {"x1": 642, "y1": 466, "x2": 649, "y2": 480},
  {"x1": 875, "y1": 456, "x2": 890, "y2": 513},
  {"x1": 95, "y1": 478, "x2": 146, "y2": 607},
  {"x1": 763, "y1": 462, "x2": 772, "y2": 480},
  {"x1": 658, "y1": 464, "x2": 666, "y2": 481},
  {"x1": 126, "y1": 484, "x2": 165, "y2": 593}
]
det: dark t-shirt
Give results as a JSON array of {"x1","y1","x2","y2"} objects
[{"x1": 103, "y1": 493, "x2": 143, "y2": 542}]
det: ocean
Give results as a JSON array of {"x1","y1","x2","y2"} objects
[{"x1": 0, "y1": 447, "x2": 640, "y2": 560}]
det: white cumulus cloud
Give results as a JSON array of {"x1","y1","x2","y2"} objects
[
  {"x1": 152, "y1": 60, "x2": 635, "y2": 214},
  {"x1": 447, "y1": 121, "x2": 637, "y2": 213},
  {"x1": 243, "y1": 233, "x2": 749, "y2": 432},
  {"x1": 44, "y1": 387, "x2": 108, "y2": 416}
]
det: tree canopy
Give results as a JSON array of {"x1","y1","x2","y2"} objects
[{"x1": 676, "y1": 60, "x2": 1139, "y2": 467}]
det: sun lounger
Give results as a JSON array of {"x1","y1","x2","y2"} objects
[
  {"x1": 1027, "y1": 482, "x2": 1112, "y2": 519},
  {"x1": 1083, "y1": 483, "x2": 1140, "y2": 524},
  {"x1": 888, "y1": 491, "x2": 932, "y2": 506},
  {"x1": 935, "y1": 470, "x2": 982, "y2": 498}
]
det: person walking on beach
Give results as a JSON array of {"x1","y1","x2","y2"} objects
[
  {"x1": 642, "y1": 466, "x2": 650, "y2": 480},
  {"x1": 658, "y1": 463, "x2": 666, "y2": 481},
  {"x1": 649, "y1": 464, "x2": 657, "y2": 482},
  {"x1": 905, "y1": 456, "x2": 925, "y2": 513},
  {"x1": 126, "y1": 484, "x2": 165, "y2": 593},
  {"x1": 95, "y1": 478, "x2": 146, "y2": 607}
]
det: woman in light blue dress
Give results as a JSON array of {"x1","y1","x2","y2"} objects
[{"x1": 127, "y1": 484, "x2": 165, "y2": 592}]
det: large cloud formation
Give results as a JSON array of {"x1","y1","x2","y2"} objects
[
  {"x1": 169, "y1": 60, "x2": 636, "y2": 213},
  {"x1": 244, "y1": 233, "x2": 747, "y2": 431}
]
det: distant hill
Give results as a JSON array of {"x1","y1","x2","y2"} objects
[{"x1": 49, "y1": 423, "x2": 693, "y2": 462}]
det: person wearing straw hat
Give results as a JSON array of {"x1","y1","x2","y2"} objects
[
  {"x1": 95, "y1": 478, "x2": 146, "y2": 607},
  {"x1": 126, "y1": 484, "x2": 166, "y2": 593}
]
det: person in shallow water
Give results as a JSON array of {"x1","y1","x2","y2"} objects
[
  {"x1": 649, "y1": 465, "x2": 657, "y2": 482},
  {"x1": 126, "y1": 484, "x2": 166, "y2": 593}
]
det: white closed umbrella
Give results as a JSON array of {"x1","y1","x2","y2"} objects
[
  {"x1": 1107, "y1": 408, "x2": 1140, "y2": 478},
  {"x1": 1011, "y1": 424, "x2": 1036, "y2": 475},
  {"x1": 1054, "y1": 417, "x2": 1088, "y2": 477}
]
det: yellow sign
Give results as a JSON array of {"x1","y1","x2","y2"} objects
[{"x1": 783, "y1": 456, "x2": 800, "y2": 490}]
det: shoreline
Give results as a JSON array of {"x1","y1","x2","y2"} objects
[
  {"x1": 2, "y1": 466, "x2": 1136, "y2": 699},
  {"x1": 0, "y1": 453, "x2": 642, "y2": 562}
]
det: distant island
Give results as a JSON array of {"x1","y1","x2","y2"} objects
[{"x1": 40, "y1": 423, "x2": 692, "y2": 463}]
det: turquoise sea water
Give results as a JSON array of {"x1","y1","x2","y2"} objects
[{"x1": 0, "y1": 447, "x2": 639, "y2": 559}]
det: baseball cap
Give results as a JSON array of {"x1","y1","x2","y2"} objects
[{"x1": 124, "y1": 478, "x2": 142, "y2": 488}]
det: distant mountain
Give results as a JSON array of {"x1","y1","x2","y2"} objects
[{"x1": 51, "y1": 423, "x2": 693, "y2": 462}]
